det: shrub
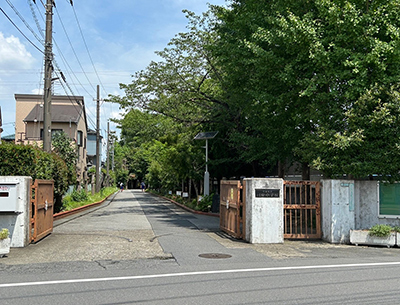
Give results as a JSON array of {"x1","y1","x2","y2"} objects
[
  {"x1": 369, "y1": 224, "x2": 392, "y2": 237},
  {"x1": 0, "y1": 228, "x2": 9, "y2": 240},
  {"x1": 71, "y1": 189, "x2": 89, "y2": 202},
  {"x1": 393, "y1": 226, "x2": 400, "y2": 233},
  {"x1": 0, "y1": 143, "x2": 70, "y2": 212},
  {"x1": 196, "y1": 193, "x2": 214, "y2": 212}
]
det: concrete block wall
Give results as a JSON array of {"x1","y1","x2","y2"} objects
[
  {"x1": 321, "y1": 179, "x2": 355, "y2": 244},
  {"x1": 0, "y1": 176, "x2": 31, "y2": 247}
]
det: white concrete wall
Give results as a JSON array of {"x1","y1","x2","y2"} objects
[
  {"x1": 354, "y1": 180, "x2": 400, "y2": 229},
  {"x1": 0, "y1": 176, "x2": 31, "y2": 247},
  {"x1": 321, "y1": 179, "x2": 355, "y2": 244},
  {"x1": 244, "y1": 178, "x2": 284, "y2": 244},
  {"x1": 354, "y1": 180, "x2": 378, "y2": 230}
]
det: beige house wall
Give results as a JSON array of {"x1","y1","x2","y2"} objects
[{"x1": 15, "y1": 95, "x2": 44, "y2": 143}]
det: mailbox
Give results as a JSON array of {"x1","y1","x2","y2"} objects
[{"x1": 0, "y1": 183, "x2": 18, "y2": 212}]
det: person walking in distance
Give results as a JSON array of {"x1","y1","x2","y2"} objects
[
  {"x1": 120, "y1": 182, "x2": 124, "y2": 192},
  {"x1": 140, "y1": 181, "x2": 146, "y2": 192}
]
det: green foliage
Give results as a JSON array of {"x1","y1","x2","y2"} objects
[
  {"x1": 51, "y1": 131, "x2": 77, "y2": 183},
  {"x1": 0, "y1": 142, "x2": 70, "y2": 199},
  {"x1": 71, "y1": 189, "x2": 89, "y2": 202},
  {"x1": 392, "y1": 226, "x2": 400, "y2": 233},
  {"x1": 369, "y1": 224, "x2": 392, "y2": 237},
  {"x1": 0, "y1": 228, "x2": 9, "y2": 240},
  {"x1": 196, "y1": 193, "x2": 214, "y2": 212},
  {"x1": 61, "y1": 187, "x2": 117, "y2": 211},
  {"x1": 0, "y1": 142, "x2": 37, "y2": 176},
  {"x1": 109, "y1": 0, "x2": 400, "y2": 184},
  {"x1": 214, "y1": 0, "x2": 400, "y2": 179}
]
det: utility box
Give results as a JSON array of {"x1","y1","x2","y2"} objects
[{"x1": 0, "y1": 183, "x2": 18, "y2": 212}]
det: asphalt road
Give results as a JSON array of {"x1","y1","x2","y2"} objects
[{"x1": 1, "y1": 190, "x2": 400, "y2": 304}]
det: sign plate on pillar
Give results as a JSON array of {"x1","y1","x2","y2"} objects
[{"x1": 255, "y1": 189, "x2": 280, "y2": 198}]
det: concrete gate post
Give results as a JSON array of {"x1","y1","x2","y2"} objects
[
  {"x1": 0, "y1": 176, "x2": 32, "y2": 247},
  {"x1": 244, "y1": 178, "x2": 284, "y2": 244}
]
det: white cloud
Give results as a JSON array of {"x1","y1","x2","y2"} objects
[
  {"x1": 31, "y1": 88, "x2": 43, "y2": 95},
  {"x1": 0, "y1": 32, "x2": 35, "y2": 71}
]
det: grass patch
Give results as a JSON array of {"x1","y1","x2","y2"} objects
[
  {"x1": 149, "y1": 190, "x2": 214, "y2": 212},
  {"x1": 61, "y1": 187, "x2": 118, "y2": 211}
]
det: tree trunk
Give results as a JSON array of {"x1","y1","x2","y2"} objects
[
  {"x1": 193, "y1": 179, "x2": 199, "y2": 200},
  {"x1": 278, "y1": 160, "x2": 285, "y2": 178},
  {"x1": 189, "y1": 178, "x2": 192, "y2": 200},
  {"x1": 302, "y1": 162, "x2": 310, "y2": 180}
]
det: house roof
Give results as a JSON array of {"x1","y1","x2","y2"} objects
[
  {"x1": 2, "y1": 134, "x2": 15, "y2": 141},
  {"x1": 24, "y1": 104, "x2": 83, "y2": 123}
]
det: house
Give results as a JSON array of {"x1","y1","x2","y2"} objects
[
  {"x1": 14, "y1": 94, "x2": 88, "y2": 186},
  {"x1": 86, "y1": 129, "x2": 102, "y2": 169}
]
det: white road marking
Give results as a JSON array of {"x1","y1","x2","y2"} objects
[{"x1": 1, "y1": 261, "x2": 400, "y2": 288}]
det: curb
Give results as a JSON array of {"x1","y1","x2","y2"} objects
[
  {"x1": 53, "y1": 191, "x2": 118, "y2": 221},
  {"x1": 150, "y1": 192, "x2": 220, "y2": 218}
]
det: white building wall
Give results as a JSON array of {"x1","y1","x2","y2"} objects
[
  {"x1": 355, "y1": 180, "x2": 400, "y2": 229},
  {"x1": 244, "y1": 178, "x2": 284, "y2": 244},
  {"x1": 354, "y1": 180, "x2": 379, "y2": 230},
  {"x1": 0, "y1": 176, "x2": 31, "y2": 247},
  {"x1": 321, "y1": 179, "x2": 355, "y2": 244}
]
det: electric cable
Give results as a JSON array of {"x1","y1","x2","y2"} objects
[
  {"x1": 54, "y1": 5, "x2": 96, "y2": 98},
  {"x1": 5, "y1": 0, "x2": 44, "y2": 45},
  {"x1": 71, "y1": 4, "x2": 108, "y2": 97},
  {"x1": 0, "y1": 7, "x2": 44, "y2": 54}
]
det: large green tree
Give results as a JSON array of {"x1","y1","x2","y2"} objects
[
  {"x1": 213, "y1": 0, "x2": 400, "y2": 179},
  {"x1": 109, "y1": 9, "x2": 271, "y2": 178}
]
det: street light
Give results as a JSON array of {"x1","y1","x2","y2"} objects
[{"x1": 194, "y1": 131, "x2": 218, "y2": 196}]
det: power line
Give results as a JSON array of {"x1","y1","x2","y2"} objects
[
  {"x1": 29, "y1": 0, "x2": 90, "y2": 100},
  {"x1": 5, "y1": 0, "x2": 44, "y2": 45},
  {"x1": 0, "y1": 7, "x2": 44, "y2": 54},
  {"x1": 54, "y1": 5, "x2": 96, "y2": 98},
  {"x1": 71, "y1": 4, "x2": 108, "y2": 97}
]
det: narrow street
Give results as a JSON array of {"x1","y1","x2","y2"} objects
[{"x1": 1, "y1": 190, "x2": 400, "y2": 304}]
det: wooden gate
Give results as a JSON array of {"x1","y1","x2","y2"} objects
[
  {"x1": 30, "y1": 180, "x2": 54, "y2": 243},
  {"x1": 220, "y1": 180, "x2": 245, "y2": 239},
  {"x1": 284, "y1": 181, "x2": 321, "y2": 239}
]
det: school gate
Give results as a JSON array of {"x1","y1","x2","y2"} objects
[
  {"x1": 283, "y1": 180, "x2": 321, "y2": 239},
  {"x1": 220, "y1": 179, "x2": 321, "y2": 240}
]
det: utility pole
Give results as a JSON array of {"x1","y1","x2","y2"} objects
[
  {"x1": 111, "y1": 136, "x2": 115, "y2": 172},
  {"x1": 106, "y1": 121, "x2": 110, "y2": 187},
  {"x1": 43, "y1": 0, "x2": 53, "y2": 152},
  {"x1": 95, "y1": 85, "x2": 101, "y2": 193}
]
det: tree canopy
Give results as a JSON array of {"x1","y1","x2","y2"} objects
[{"x1": 110, "y1": 0, "x2": 400, "y2": 184}]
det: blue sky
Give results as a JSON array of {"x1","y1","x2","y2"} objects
[{"x1": 0, "y1": 0, "x2": 227, "y2": 140}]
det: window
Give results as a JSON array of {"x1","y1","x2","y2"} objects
[
  {"x1": 379, "y1": 183, "x2": 400, "y2": 216},
  {"x1": 77, "y1": 130, "x2": 83, "y2": 147},
  {"x1": 40, "y1": 129, "x2": 63, "y2": 140}
]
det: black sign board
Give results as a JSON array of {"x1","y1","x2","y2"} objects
[{"x1": 255, "y1": 189, "x2": 280, "y2": 198}]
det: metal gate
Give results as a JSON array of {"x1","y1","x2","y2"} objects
[
  {"x1": 30, "y1": 180, "x2": 54, "y2": 243},
  {"x1": 220, "y1": 180, "x2": 245, "y2": 239},
  {"x1": 284, "y1": 181, "x2": 321, "y2": 239}
]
